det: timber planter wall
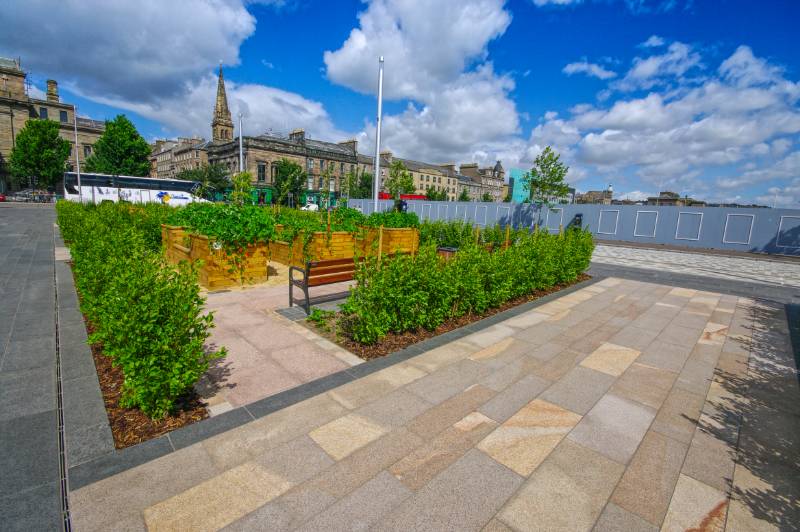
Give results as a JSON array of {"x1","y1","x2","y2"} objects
[
  {"x1": 268, "y1": 231, "x2": 357, "y2": 268},
  {"x1": 162, "y1": 225, "x2": 269, "y2": 289},
  {"x1": 359, "y1": 227, "x2": 420, "y2": 255}
]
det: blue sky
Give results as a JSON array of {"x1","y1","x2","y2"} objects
[{"x1": 2, "y1": 0, "x2": 799, "y2": 205}]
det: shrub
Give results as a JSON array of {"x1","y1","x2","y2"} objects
[
  {"x1": 364, "y1": 211, "x2": 419, "y2": 228},
  {"x1": 419, "y1": 220, "x2": 527, "y2": 249},
  {"x1": 56, "y1": 201, "x2": 225, "y2": 418},
  {"x1": 342, "y1": 227, "x2": 594, "y2": 344}
]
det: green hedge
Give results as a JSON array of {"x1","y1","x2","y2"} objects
[
  {"x1": 419, "y1": 220, "x2": 527, "y2": 249},
  {"x1": 364, "y1": 211, "x2": 419, "y2": 228},
  {"x1": 56, "y1": 201, "x2": 225, "y2": 418},
  {"x1": 342, "y1": 227, "x2": 594, "y2": 344}
]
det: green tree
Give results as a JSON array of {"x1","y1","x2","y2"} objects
[
  {"x1": 176, "y1": 163, "x2": 229, "y2": 200},
  {"x1": 9, "y1": 119, "x2": 71, "y2": 189},
  {"x1": 425, "y1": 187, "x2": 447, "y2": 201},
  {"x1": 523, "y1": 146, "x2": 570, "y2": 206},
  {"x1": 458, "y1": 189, "x2": 470, "y2": 202},
  {"x1": 273, "y1": 158, "x2": 306, "y2": 206},
  {"x1": 84, "y1": 115, "x2": 150, "y2": 176},
  {"x1": 230, "y1": 171, "x2": 253, "y2": 205},
  {"x1": 384, "y1": 160, "x2": 415, "y2": 199},
  {"x1": 355, "y1": 170, "x2": 373, "y2": 199},
  {"x1": 481, "y1": 191, "x2": 493, "y2": 202}
]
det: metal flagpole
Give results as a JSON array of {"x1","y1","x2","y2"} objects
[
  {"x1": 372, "y1": 56, "x2": 384, "y2": 213},
  {"x1": 238, "y1": 113, "x2": 244, "y2": 172},
  {"x1": 72, "y1": 105, "x2": 82, "y2": 203}
]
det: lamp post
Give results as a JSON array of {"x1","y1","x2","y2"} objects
[
  {"x1": 72, "y1": 105, "x2": 82, "y2": 203},
  {"x1": 238, "y1": 113, "x2": 244, "y2": 173},
  {"x1": 372, "y1": 56, "x2": 384, "y2": 214}
]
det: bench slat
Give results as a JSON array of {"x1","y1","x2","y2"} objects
[
  {"x1": 309, "y1": 264, "x2": 357, "y2": 276},
  {"x1": 307, "y1": 272, "x2": 354, "y2": 286}
]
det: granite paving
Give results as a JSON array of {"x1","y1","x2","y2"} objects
[{"x1": 68, "y1": 275, "x2": 800, "y2": 531}]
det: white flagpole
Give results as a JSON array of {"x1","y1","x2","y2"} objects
[
  {"x1": 72, "y1": 105, "x2": 82, "y2": 203},
  {"x1": 238, "y1": 113, "x2": 244, "y2": 173},
  {"x1": 372, "y1": 56, "x2": 384, "y2": 213}
]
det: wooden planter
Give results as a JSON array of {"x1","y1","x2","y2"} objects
[
  {"x1": 161, "y1": 225, "x2": 269, "y2": 289},
  {"x1": 358, "y1": 227, "x2": 420, "y2": 256},
  {"x1": 268, "y1": 231, "x2": 358, "y2": 267}
]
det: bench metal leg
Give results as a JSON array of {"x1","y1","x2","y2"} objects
[
  {"x1": 304, "y1": 284, "x2": 310, "y2": 315},
  {"x1": 289, "y1": 280, "x2": 293, "y2": 307}
]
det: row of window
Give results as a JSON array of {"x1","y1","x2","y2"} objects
[
  {"x1": 305, "y1": 159, "x2": 356, "y2": 175},
  {"x1": 33, "y1": 106, "x2": 70, "y2": 123}
]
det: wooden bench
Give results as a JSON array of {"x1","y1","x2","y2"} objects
[{"x1": 289, "y1": 257, "x2": 359, "y2": 314}]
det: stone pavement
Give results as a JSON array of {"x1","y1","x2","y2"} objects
[
  {"x1": 0, "y1": 205, "x2": 63, "y2": 530},
  {"x1": 593, "y1": 243, "x2": 800, "y2": 288},
  {"x1": 198, "y1": 283, "x2": 362, "y2": 416},
  {"x1": 69, "y1": 277, "x2": 800, "y2": 531}
]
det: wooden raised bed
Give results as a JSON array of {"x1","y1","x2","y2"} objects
[
  {"x1": 268, "y1": 231, "x2": 357, "y2": 268},
  {"x1": 358, "y1": 227, "x2": 419, "y2": 256},
  {"x1": 161, "y1": 225, "x2": 269, "y2": 289}
]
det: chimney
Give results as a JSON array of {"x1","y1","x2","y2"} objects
[
  {"x1": 337, "y1": 138, "x2": 358, "y2": 154},
  {"x1": 439, "y1": 163, "x2": 456, "y2": 173},
  {"x1": 379, "y1": 150, "x2": 393, "y2": 163},
  {"x1": 289, "y1": 128, "x2": 305, "y2": 142},
  {"x1": 46, "y1": 79, "x2": 59, "y2": 102}
]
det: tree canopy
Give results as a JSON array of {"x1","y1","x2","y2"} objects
[
  {"x1": 343, "y1": 169, "x2": 373, "y2": 199},
  {"x1": 458, "y1": 189, "x2": 470, "y2": 202},
  {"x1": 84, "y1": 115, "x2": 151, "y2": 176},
  {"x1": 384, "y1": 160, "x2": 415, "y2": 199},
  {"x1": 272, "y1": 158, "x2": 306, "y2": 206},
  {"x1": 522, "y1": 146, "x2": 570, "y2": 205},
  {"x1": 229, "y1": 171, "x2": 253, "y2": 205},
  {"x1": 481, "y1": 191, "x2": 493, "y2": 202},
  {"x1": 9, "y1": 119, "x2": 71, "y2": 189},
  {"x1": 425, "y1": 187, "x2": 447, "y2": 201},
  {"x1": 176, "y1": 163, "x2": 229, "y2": 199}
]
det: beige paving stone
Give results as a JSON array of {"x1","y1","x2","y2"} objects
[
  {"x1": 465, "y1": 324, "x2": 517, "y2": 348},
  {"x1": 143, "y1": 462, "x2": 293, "y2": 532},
  {"x1": 202, "y1": 393, "x2": 347, "y2": 470},
  {"x1": 669, "y1": 287, "x2": 697, "y2": 298},
  {"x1": 253, "y1": 434, "x2": 334, "y2": 485},
  {"x1": 329, "y1": 364, "x2": 426, "y2": 410},
  {"x1": 533, "y1": 348, "x2": 587, "y2": 381},
  {"x1": 637, "y1": 340, "x2": 693, "y2": 373},
  {"x1": 479, "y1": 373, "x2": 552, "y2": 423},
  {"x1": 540, "y1": 366, "x2": 616, "y2": 415},
  {"x1": 69, "y1": 444, "x2": 219, "y2": 531},
  {"x1": 307, "y1": 427, "x2": 424, "y2": 500},
  {"x1": 309, "y1": 413, "x2": 389, "y2": 460},
  {"x1": 497, "y1": 439, "x2": 625, "y2": 532},
  {"x1": 390, "y1": 412, "x2": 497, "y2": 490},
  {"x1": 699, "y1": 322, "x2": 729, "y2": 345},
  {"x1": 593, "y1": 503, "x2": 658, "y2": 532},
  {"x1": 610, "y1": 430, "x2": 688, "y2": 526},
  {"x1": 567, "y1": 393, "x2": 656, "y2": 465},
  {"x1": 374, "y1": 362, "x2": 429, "y2": 387},
  {"x1": 610, "y1": 362, "x2": 677, "y2": 410},
  {"x1": 596, "y1": 277, "x2": 622, "y2": 288},
  {"x1": 727, "y1": 454, "x2": 800, "y2": 531},
  {"x1": 406, "y1": 384, "x2": 497, "y2": 439},
  {"x1": 479, "y1": 354, "x2": 543, "y2": 392},
  {"x1": 528, "y1": 341, "x2": 568, "y2": 361},
  {"x1": 504, "y1": 311, "x2": 550, "y2": 329},
  {"x1": 513, "y1": 321, "x2": 569, "y2": 346},
  {"x1": 356, "y1": 387, "x2": 433, "y2": 428},
  {"x1": 477, "y1": 399, "x2": 581, "y2": 476},
  {"x1": 222, "y1": 483, "x2": 337, "y2": 531},
  {"x1": 610, "y1": 326, "x2": 661, "y2": 351},
  {"x1": 650, "y1": 387, "x2": 706, "y2": 444},
  {"x1": 661, "y1": 474, "x2": 728, "y2": 532},
  {"x1": 380, "y1": 449, "x2": 523, "y2": 532},
  {"x1": 656, "y1": 324, "x2": 703, "y2": 348},
  {"x1": 482, "y1": 518, "x2": 515, "y2": 532},
  {"x1": 408, "y1": 340, "x2": 477, "y2": 372},
  {"x1": 580, "y1": 342, "x2": 641, "y2": 377},
  {"x1": 681, "y1": 428, "x2": 736, "y2": 494},
  {"x1": 469, "y1": 337, "x2": 516, "y2": 360},
  {"x1": 406, "y1": 359, "x2": 492, "y2": 404}
]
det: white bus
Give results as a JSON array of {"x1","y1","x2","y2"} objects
[{"x1": 63, "y1": 172, "x2": 205, "y2": 205}]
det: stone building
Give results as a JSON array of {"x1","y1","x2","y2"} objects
[
  {"x1": 149, "y1": 137, "x2": 207, "y2": 179},
  {"x1": 206, "y1": 66, "x2": 358, "y2": 195},
  {"x1": 0, "y1": 57, "x2": 104, "y2": 191},
  {"x1": 576, "y1": 189, "x2": 613, "y2": 204},
  {"x1": 459, "y1": 161, "x2": 505, "y2": 201},
  {"x1": 357, "y1": 152, "x2": 459, "y2": 201}
]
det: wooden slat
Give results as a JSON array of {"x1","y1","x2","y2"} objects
[
  {"x1": 307, "y1": 272, "x2": 354, "y2": 286},
  {"x1": 309, "y1": 257, "x2": 355, "y2": 268},
  {"x1": 309, "y1": 263, "x2": 357, "y2": 276}
]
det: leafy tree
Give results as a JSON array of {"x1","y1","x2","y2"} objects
[
  {"x1": 425, "y1": 187, "x2": 447, "y2": 201},
  {"x1": 384, "y1": 160, "x2": 415, "y2": 199},
  {"x1": 481, "y1": 192, "x2": 493, "y2": 202},
  {"x1": 523, "y1": 146, "x2": 570, "y2": 206},
  {"x1": 458, "y1": 189, "x2": 470, "y2": 202},
  {"x1": 230, "y1": 171, "x2": 253, "y2": 205},
  {"x1": 176, "y1": 163, "x2": 229, "y2": 200},
  {"x1": 9, "y1": 119, "x2": 71, "y2": 189},
  {"x1": 273, "y1": 158, "x2": 306, "y2": 206},
  {"x1": 84, "y1": 115, "x2": 150, "y2": 176},
  {"x1": 355, "y1": 170, "x2": 373, "y2": 199},
  {"x1": 504, "y1": 190, "x2": 513, "y2": 202}
]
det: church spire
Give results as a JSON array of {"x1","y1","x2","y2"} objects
[{"x1": 211, "y1": 63, "x2": 234, "y2": 142}]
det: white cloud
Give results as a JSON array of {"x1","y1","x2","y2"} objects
[
  {"x1": 641, "y1": 35, "x2": 665, "y2": 48},
  {"x1": 719, "y1": 45, "x2": 784, "y2": 88},
  {"x1": 618, "y1": 190, "x2": 653, "y2": 201},
  {"x1": 532, "y1": 0, "x2": 582, "y2": 5},
  {"x1": 326, "y1": 0, "x2": 519, "y2": 165},
  {"x1": 563, "y1": 61, "x2": 617, "y2": 80},
  {"x1": 614, "y1": 41, "x2": 703, "y2": 91}
]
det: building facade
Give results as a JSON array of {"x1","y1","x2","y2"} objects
[
  {"x1": 459, "y1": 161, "x2": 505, "y2": 201},
  {"x1": 357, "y1": 152, "x2": 459, "y2": 201},
  {"x1": 150, "y1": 137, "x2": 207, "y2": 179},
  {"x1": 0, "y1": 57, "x2": 104, "y2": 191}
]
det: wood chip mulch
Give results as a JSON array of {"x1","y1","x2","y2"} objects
[{"x1": 304, "y1": 273, "x2": 591, "y2": 360}]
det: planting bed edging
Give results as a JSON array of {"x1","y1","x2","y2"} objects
[{"x1": 65, "y1": 274, "x2": 600, "y2": 490}]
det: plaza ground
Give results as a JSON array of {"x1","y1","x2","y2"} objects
[{"x1": 1, "y1": 203, "x2": 798, "y2": 531}]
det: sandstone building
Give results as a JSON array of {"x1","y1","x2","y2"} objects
[
  {"x1": 0, "y1": 57, "x2": 104, "y2": 191},
  {"x1": 149, "y1": 137, "x2": 208, "y2": 179}
]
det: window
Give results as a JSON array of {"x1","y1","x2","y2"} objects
[
  {"x1": 350, "y1": 164, "x2": 355, "y2": 174},
  {"x1": 320, "y1": 159, "x2": 325, "y2": 171},
  {"x1": 340, "y1": 162, "x2": 344, "y2": 174},
  {"x1": 318, "y1": 176, "x2": 324, "y2": 189},
  {"x1": 307, "y1": 159, "x2": 314, "y2": 171},
  {"x1": 257, "y1": 163, "x2": 266, "y2": 182},
  {"x1": 83, "y1": 145, "x2": 92, "y2": 158},
  {"x1": 59, "y1": 110, "x2": 68, "y2": 123},
  {"x1": 271, "y1": 165, "x2": 278, "y2": 183},
  {"x1": 39, "y1": 107, "x2": 48, "y2": 120}
]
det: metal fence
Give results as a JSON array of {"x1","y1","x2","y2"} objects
[{"x1": 349, "y1": 199, "x2": 800, "y2": 257}]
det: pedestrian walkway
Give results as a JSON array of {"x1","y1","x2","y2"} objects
[
  {"x1": 69, "y1": 277, "x2": 800, "y2": 531},
  {"x1": 0, "y1": 205, "x2": 62, "y2": 530},
  {"x1": 593, "y1": 243, "x2": 800, "y2": 288}
]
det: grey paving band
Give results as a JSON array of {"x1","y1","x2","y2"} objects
[{"x1": 66, "y1": 276, "x2": 600, "y2": 490}]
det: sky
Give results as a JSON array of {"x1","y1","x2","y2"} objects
[{"x1": 1, "y1": 0, "x2": 799, "y2": 206}]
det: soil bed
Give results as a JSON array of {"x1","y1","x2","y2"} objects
[{"x1": 304, "y1": 273, "x2": 591, "y2": 360}]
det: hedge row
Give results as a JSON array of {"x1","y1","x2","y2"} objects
[
  {"x1": 57, "y1": 201, "x2": 225, "y2": 418},
  {"x1": 342, "y1": 227, "x2": 594, "y2": 344}
]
